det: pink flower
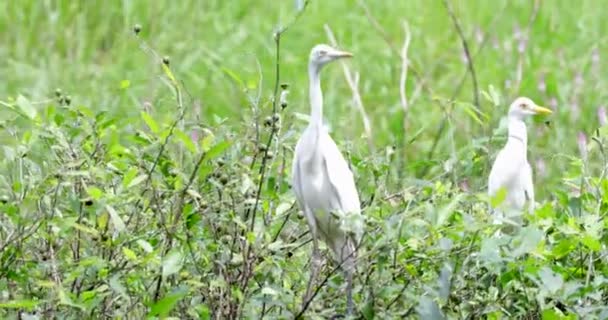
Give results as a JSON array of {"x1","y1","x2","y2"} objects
[
  {"x1": 513, "y1": 24, "x2": 522, "y2": 40},
  {"x1": 458, "y1": 179, "x2": 470, "y2": 192},
  {"x1": 461, "y1": 50, "x2": 469, "y2": 64},
  {"x1": 537, "y1": 73, "x2": 546, "y2": 93},
  {"x1": 571, "y1": 101, "x2": 580, "y2": 120},
  {"x1": 535, "y1": 159, "x2": 547, "y2": 177},
  {"x1": 598, "y1": 106, "x2": 607, "y2": 126},
  {"x1": 190, "y1": 129, "x2": 199, "y2": 143},
  {"x1": 492, "y1": 37, "x2": 499, "y2": 50},
  {"x1": 592, "y1": 48, "x2": 600, "y2": 66},
  {"x1": 577, "y1": 132, "x2": 587, "y2": 161},
  {"x1": 475, "y1": 27, "x2": 484, "y2": 44},
  {"x1": 549, "y1": 97, "x2": 558, "y2": 110},
  {"x1": 574, "y1": 72, "x2": 584, "y2": 88},
  {"x1": 518, "y1": 38, "x2": 528, "y2": 54}
]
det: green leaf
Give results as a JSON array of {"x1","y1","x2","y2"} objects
[
  {"x1": 105, "y1": 205, "x2": 126, "y2": 233},
  {"x1": 0, "y1": 299, "x2": 39, "y2": 310},
  {"x1": 490, "y1": 188, "x2": 507, "y2": 207},
  {"x1": 221, "y1": 67, "x2": 244, "y2": 88},
  {"x1": 97, "y1": 212, "x2": 109, "y2": 230},
  {"x1": 147, "y1": 289, "x2": 188, "y2": 317},
  {"x1": 122, "y1": 247, "x2": 137, "y2": 261},
  {"x1": 551, "y1": 238, "x2": 575, "y2": 259},
  {"x1": 201, "y1": 133, "x2": 215, "y2": 152},
  {"x1": 537, "y1": 267, "x2": 563, "y2": 294},
  {"x1": 127, "y1": 174, "x2": 147, "y2": 189},
  {"x1": 205, "y1": 140, "x2": 231, "y2": 159},
  {"x1": 121, "y1": 167, "x2": 138, "y2": 188},
  {"x1": 175, "y1": 129, "x2": 197, "y2": 154},
  {"x1": 86, "y1": 186, "x2": 104, "y2": 200},
  {"x1": 141, "y1": 111, "x2": 160, "y2": 134},
  {"x1": 580, "y1": 235, "x2": 601, "y2": 252},
  {"x1": 510, "y1": 226, "x2": 543, "y2": 258},
  {"x1": 120, "y1": 79, "x2": 131, "y2": 89},
  {"x1": 436, "y1": 193, "x2": 465, "y2": 226},
  {"x1": 162, "y1": 250, "x2": 183, "y2": 277},
  {"x1": 137, "y1": 239, "x2": 154, "y2": 253},
  {"x1": 16, "y1": 94, "x2": 37, "y2": 119},
  {"x1": 261, "y1": 287, "x2": 278, "y2": 296},
  {"x1": 71, "y1": 222, "x2": 100, "y2": 236}
]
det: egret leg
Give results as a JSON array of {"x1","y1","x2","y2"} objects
[
  {"x1": 303, "y1": 236, "x2": 321, "y2": 309},
  {"x1": 345, "y1": 268, "x2": 354, "y2": 316}
]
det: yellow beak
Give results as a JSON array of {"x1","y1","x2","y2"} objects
[
  {"x1": 532, "y1": 105, "x2": 553, "y2": 115},
  {"x1": 329, "y1": 50, "x2": 353, "y2": 59}
]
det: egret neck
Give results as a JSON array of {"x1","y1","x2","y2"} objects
[
  {"x1": 507, "y1": 115, "x2": 528, "y2": 153},
  {"x1": 308, "y1": 63, "x2": 324, "y2": 130}
]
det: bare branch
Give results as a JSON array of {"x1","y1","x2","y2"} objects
[
  {"x1": 323, "y1": 24, "x2": 374, "y2": 152},
  {"x1": 399, "y1": 20, "x2": 412, "y2": 125},
  {"x1": 442, "y1": 0, "x2": 480, "y2": 109}
]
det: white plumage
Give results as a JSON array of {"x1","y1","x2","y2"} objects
[
  {"x1": 488, "y1": 97, "x2": 552, "y2": 226},
  {"x1": 292, "y1": 44, "x2": 361, "y2": 314}
]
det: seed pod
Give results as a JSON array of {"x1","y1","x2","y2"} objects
[{"x1": 263, "y1": 116, "x2": 272, "y2": 127}]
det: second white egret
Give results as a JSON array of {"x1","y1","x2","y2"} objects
[{"x1": 488, "y1": 96, "x2": 552, "y2": 225}]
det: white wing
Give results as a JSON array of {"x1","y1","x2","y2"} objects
[
  {"x1": 522, "y1": 161, "x2": 535, "y2": 211},
  {"x1": 320, "y1": 132, "x2": 361, "y2": 215},
  {"x1": 488, "y1": 148, "x2": 518, "y2": 197}
]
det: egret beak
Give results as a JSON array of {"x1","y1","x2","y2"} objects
[
  {"x1": 329, "y1": 49, "x2": 353, "y2": 59},
  {"x1": 532, "y1": 105, "x2": 553, "y2": 115}
]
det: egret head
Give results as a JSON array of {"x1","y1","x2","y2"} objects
[
  {"x1": 309, "y1": 44, "x2": 353, "y2": 70},
  {"x1": 508, "y1": 96, "x2": 553, "y2": 119}
]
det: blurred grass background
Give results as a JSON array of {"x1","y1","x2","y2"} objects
[{"x1": 1, "y1": 0, "x2": 606, "y2": 199}]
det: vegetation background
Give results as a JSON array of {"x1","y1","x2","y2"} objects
[{"x1": 1, "y1": 0, "x2": 607, "y2": 319}]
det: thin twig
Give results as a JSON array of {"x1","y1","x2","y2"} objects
[
  {"x1": 442, "y1": 0, "x2": 480, "y2": 109},
  {"x1": 247, "y1": 0, "x2": 309, "y2": 232},
  {"x1": 355, "y1": 0, "x2": 431, "y2": 93},
  {"x1": 399, "y1": 20, "x2": 412, "y2": 117},
  {"x1": 323, "y1": 24, "x2": 374, "y2": 152},
  {"x1": 418, "y1": 2, "x2": 508, "y2": 177}
]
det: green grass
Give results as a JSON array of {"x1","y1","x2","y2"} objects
[{"x1": 1, "y1": 0, "x2": 607, "y2": 319}]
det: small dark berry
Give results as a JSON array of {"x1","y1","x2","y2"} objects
[
  {"x1": 281, "y1": 102, "x2": 288, "y2": 110},
  {"x1": 162, "y1": 56, "x2": 170, "y2": 66},
  {"x1": 257, "y1": 145, "x2": 267, "y2": 152},
  {"x1": 84, "y1": 199, "x2": 93, "y2": 206},
  {"x1": 272, "y1": 113, "x2": 280, "y2": 123},
  {"x1": 219, "y1": 175, "x2": 229, "y2": 185},
  {"x1": 64, "y1": 95, "x2": 72, "y2": 106},
  {"x1": 217, "y1": 158, "x2": 225, "y2": 167},
  {"x1": 55, "y1": 88, "x2": 62, "y2": 97},
  {"x1": 287, "y1": 251, "x2": 293, "y2": 258},
  {"x1": 133, "y1": 24, "x2": 142, "y2": 35},
  {"x1": 263, "y1": 116, "x2": 273, "y2": 127},
  {"x1": 280, "y1": 83, "x2": 289, "y2": 90}
]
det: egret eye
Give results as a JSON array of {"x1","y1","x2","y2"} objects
[
  {"x1": 520, "y1": 103, "x2": 528, "y2": 109},
  {"x1": 318, "y1": 50, "x2": 327, "y2": 56}
]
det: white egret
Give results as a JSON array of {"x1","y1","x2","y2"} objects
[
  {"x1": 488, "y1": 97, "x2": 552, "y2": 226},
  {"x1": 292, "y1": 44, "x2": 361, "y2": 314}
]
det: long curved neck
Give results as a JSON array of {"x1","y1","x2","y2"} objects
[
  {"x1": 507, "y1": 115, "x2": 528, "y2": 151},
  {"x1": 308, "y1": 63, "x2": 323, "y2": 128}
]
